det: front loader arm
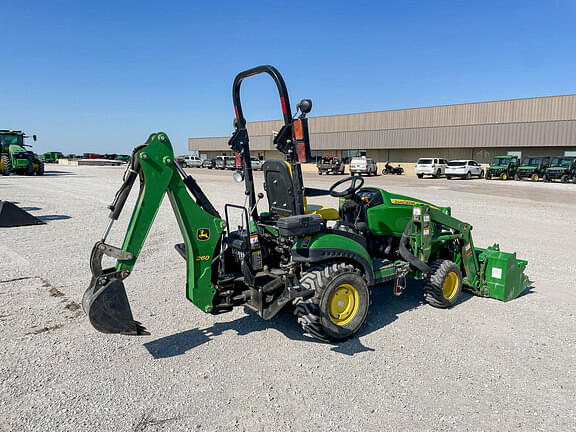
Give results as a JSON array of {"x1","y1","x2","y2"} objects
[{"x1": 83, "y1": 133, "x2": 225, "y2": 335}]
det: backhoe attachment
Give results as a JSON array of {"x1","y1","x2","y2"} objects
[{"x1": 83, "y1": 133, "x2": 224, "y2": 335}]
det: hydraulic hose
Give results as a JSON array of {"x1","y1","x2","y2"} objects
[{"x1": 399, "y1": 221, "x2": 431, "y2": 274}]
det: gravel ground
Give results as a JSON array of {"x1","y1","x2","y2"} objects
[{"x1": 1, "y1": 165, "x2": 575, "y2": 431}]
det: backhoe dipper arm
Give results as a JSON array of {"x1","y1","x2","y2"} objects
[{"x1": 83, "y1": 133, "x2": 225, "y2": 335}]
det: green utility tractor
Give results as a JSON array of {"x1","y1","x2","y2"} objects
[
  {"x1": 83, "y1": 66, "x2": 531, "y2": 342},
  {"x1": 0, "y1": 130, "x2": 44, "y2": 176},
  {"x1": 544, "y1": 156, "x2": 576, "y2": 183},
  {"x1": 42, "y1": 151, "x2": 64, "y2": 163},
  {"x1": 515, "y1": 156, "x2": 550, "y2": 182},
  {"x1": 485, "y1": 155, "x2": 519, "y2": 180}
]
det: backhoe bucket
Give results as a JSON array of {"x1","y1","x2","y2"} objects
[
  {"x1": 476, "y1": 246, "x2": 531, "y2": 301},
  {"x1": 82, "y1": 276, "x2": 149, "y2": 335}
]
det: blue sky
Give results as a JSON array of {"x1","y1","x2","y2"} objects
[{"x1": 1, "y1": 0, "x2": 575, "y2": 155}]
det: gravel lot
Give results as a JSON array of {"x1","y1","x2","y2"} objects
[{"x1": 1, "y1": 165, "x2": 575, "y2": 431}]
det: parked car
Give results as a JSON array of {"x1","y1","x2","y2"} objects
[
  {"x1": 182, "y1": 155, "x2": 202, "y2": 168},
  {"x1": 485, "y1": 156, "x2": 519, "y2": 180},
  {"x1": 202, "y1": 159, "x2": 214, "y2": 169},
  {"x1": 415, "y1": 158, "x2": 448, "y2": 178},
  {"x1": 445, "y1": 160, "x2": 484, "y2": 180},
  {"x1": 544, "y1": 156, "x2": 576, "y2": 183},
  {"x1": 516, "y1": 156, "x2": 550, "y2": 181},
  {"x1": 349, "y1": 156, "x2": 377, "y2": 176},
  {"x1": 317, "y1": 156, "x2": 345, "y2": 175},
  {"x1": 224, "y1": 156, "x2": 237, "y2": 170},
  {"x1": 250, "y1": 157, "x2": 264, "y2": 171}
]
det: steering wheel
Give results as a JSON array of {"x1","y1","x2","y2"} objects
[{"x1": 329, "y1": 176, "x2": 364, "y2": 198}]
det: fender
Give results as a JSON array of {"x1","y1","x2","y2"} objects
[{"x1": 291, "y1": 233, "x2": 375, "y2": 284}]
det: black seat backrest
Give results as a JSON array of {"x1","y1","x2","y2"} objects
[{"x1": 263, "y1": 160, "x2": 301, "y2": 217}]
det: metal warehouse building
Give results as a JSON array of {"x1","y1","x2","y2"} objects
[{"x1": 189, "y1": 94, "x2": 576, "y2": 165}]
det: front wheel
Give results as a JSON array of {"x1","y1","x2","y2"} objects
[
  {"x1": 294, "y1": 262, "x2": 369, "y2": 341},
  {"x1": 561, "y1": 174, "x2": 569, "y2": 183},
  {"x1": 500, "y1": 172, "x2": 508, "y2": 181},
  {"x1": 417, "y1": 174, "x2": 423, "y2": 179},
  {"x1": 479, "y1": 170, "x2": 484, "y2": 178},
  {"x1": 435, "y1": 169, "x2": 441, "y2": 178},
  {"x1": 423, "y1": 259, "x2": 463, "y2": 308},
  {"x1": 531, "y1": 173, "x2": 539, "y2": 182},
  {"x1": 1, "y1": 155, "x2": 10, "y2": 176},
  {"x1": 36, "y1": 159, "x2": 45, "y2": 176}
]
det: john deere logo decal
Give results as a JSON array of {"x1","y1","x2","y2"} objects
[{"x1": 197, "y1": 228, "x2": 210, "y2": 241}]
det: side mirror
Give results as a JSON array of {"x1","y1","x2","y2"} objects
[
  {"x1": 33, "y1": 135, "x2": 37, "y2": 141},
  {"x1": 233, "y1": 171, "x2": 244, "y2": 183}
]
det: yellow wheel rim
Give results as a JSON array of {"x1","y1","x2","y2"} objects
[
  {"x1": 442, "y1": 272, "x2": 459, "y2": 300},
  {"x1": 534, "y1": 175, "x2": 539, "y2": 181},
  {"x1": 328, "y1": 283, "x2": 359, "y2": 325},
  {"x1": 502, "y1": 173, "x2": 507, "y2": 180}
]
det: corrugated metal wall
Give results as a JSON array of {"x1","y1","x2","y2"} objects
[
  {"x1": 189, "y1": 94, "x2": 576, "y2": 152},
  {"x1": 245, "y1": 94, "x2": 576, "y2": 135}
]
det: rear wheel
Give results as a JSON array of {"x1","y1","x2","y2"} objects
[
  {"x1": 1, "y1": 155, "x2": 10, "y2": 176},
  {"x1": 561, "y1": 174, "x2": 569, "y2": 183},
  {"x1": 479, "y1": 170, "x2": 484, "y2": 178},
  {"x1": 465, "y1": 172, "x2": 471, "y2": 180},
  {"x1": 294, "y1": 262, "x2": 370, "y2": 341},
  {"x1": 435, "y1": 169, "x2": 441, "y2": 178},
  {"x1": 36, "y1": 159, "x2": 45, "y2": 176},
  {"x1": 417, "y1": 174, "x2": 423, "y2": 179},
  {"x1": 500, "y1": 172, "x2": 508, "y2": 181},
  {"x1": 531, "y1": 173, "x2": 539, "y2": 182},
  {"x1": 423, "y1": 259, "x2": 462, "y2": 308}
]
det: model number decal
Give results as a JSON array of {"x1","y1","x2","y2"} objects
[{"x1": 196, "y1": 255, "x2": 210, "y2": 261}]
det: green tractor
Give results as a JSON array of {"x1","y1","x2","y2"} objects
[
  {"x1": 485, "y1": 155, "x2": 519, "y2": 180},
  {"x1": 42, "y1": 151, "x2": 64, "y2": 163},
  {"x1": 0, "y1": 130, "x2": 44, "y2": 176},
  {"x1": 83, "y1": 66, "x2": 530, "y2": 341},
  {"x1": 515, "y1": 156, "x2": 550, "y2": 182}
]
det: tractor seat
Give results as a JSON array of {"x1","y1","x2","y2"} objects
[
  {"x1": 262, "y1": 160, "x2": 339, "y2": 221},
  {"x1": 303, "y1": 198, "x2": 339, "y2": 220}
]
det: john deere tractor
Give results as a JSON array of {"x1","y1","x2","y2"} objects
[
  {"x1": 0, "y1": 130, "x2": 44, "y2": 176},
  {"x1": 83, "y1": 66, "x2": 530, "y2": 341}
]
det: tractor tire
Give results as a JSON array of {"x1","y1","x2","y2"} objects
[
  {"x1": 26, "y1": 157, "x2": 35, "y2": 176},
  {"x1": 423, "y1": 259, "x2": 462, "y2": 309},
  {"x1": 36, "y1": 159, "x2": 45, "y2": 176},
  {"x1": 500, "y1": 172, "x2": 508, "y2": 181},
  {"x1": 293, "y1": 262, "x2": 370, "y2": 341},
  {"x1": 561, "y1": 174, "x2": 569, "y2": 183},
  {"x1": 417, "y1": 174, "x2": 423, "y2": 179},
  {"x1": 543, "y1": 175, "x2": 550, "y2": 182},
  {"x1": 531, "y1": 173, "x2": 539, "y2": 182},
  {"x1": 1, "y1": 155, "x2": 10, "y2": 176}
]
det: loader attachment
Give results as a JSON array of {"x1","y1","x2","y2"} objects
[{"x1": 476, "y1": 245, "x2": 531, "y2": 301}]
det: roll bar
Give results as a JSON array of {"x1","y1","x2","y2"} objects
[{"x1": 232, "y1": 65, "x2": 293, "y2": 129}]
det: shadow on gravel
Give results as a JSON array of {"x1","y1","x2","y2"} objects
[
  {"x1": 144, "y1": 279, "x2": 474, "y2": 359},
  {"x1": 36, "y1": 214, "x2": 72, "y2": 221},
  {"x1": 43, "y1": 171, "x2": 76, "y2": 176}
]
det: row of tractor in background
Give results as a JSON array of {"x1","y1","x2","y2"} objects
[
  {"x1": 41, "y1": 151, "x2": 130, "y2": 163},
  {"x1": 415, "y1": 155, "x2": 576, "y2": 183}
]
